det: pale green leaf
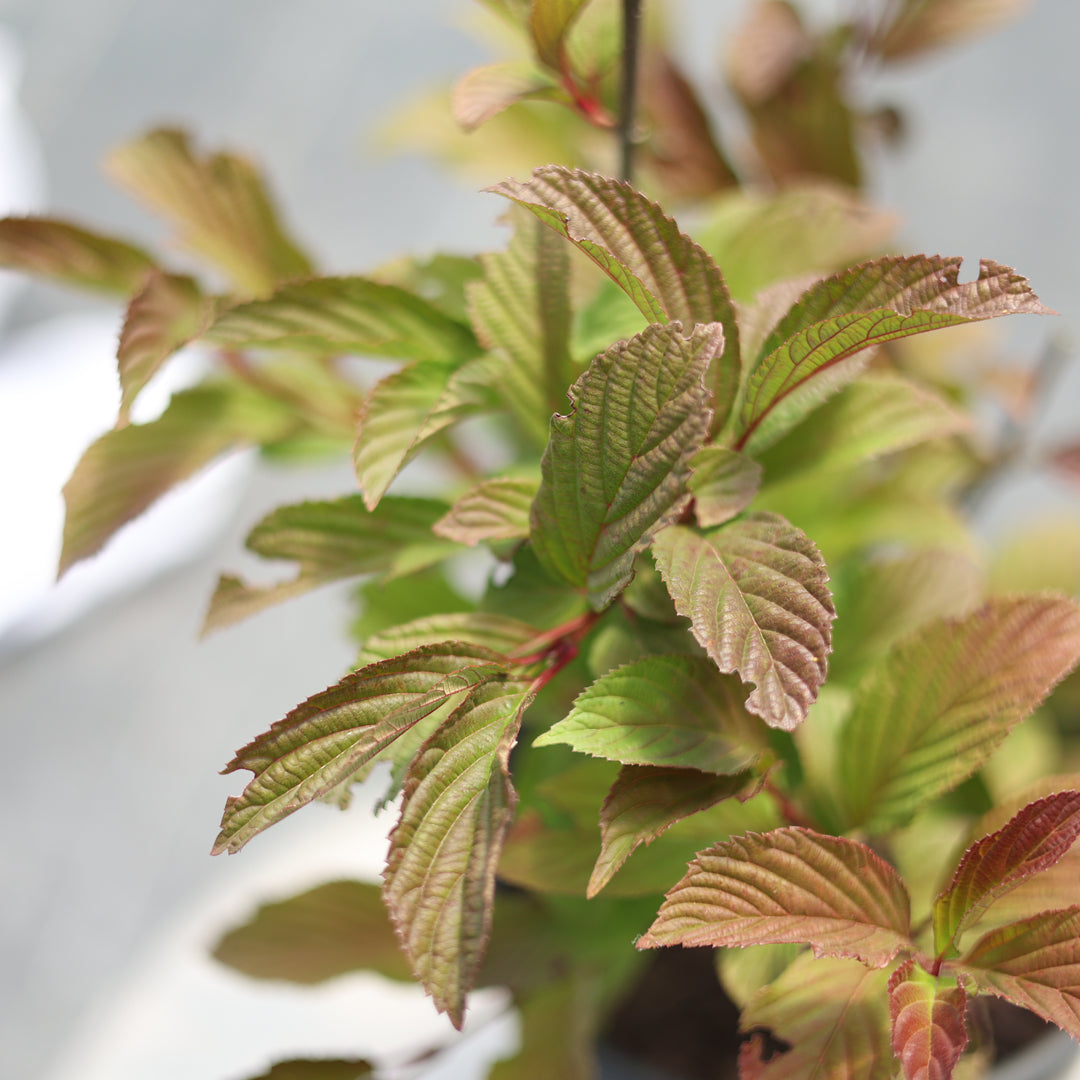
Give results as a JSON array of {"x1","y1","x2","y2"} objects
[
  {"x1": 529, "y1": 0, "x2": 592, "y2": 70},
  {"x1": 243, "y1": 1059, "x2": 374, "y2": 1080},
  {"x1": 652, "y1": 515, "x2": 835, "y2": 730},
  {"x1": 357, "y1": 612, "x2": 539, "y2": 666},
  {"x1": 888, "y1": 961, "x2": 968, "y2": 1080},
  {"x1": 872, "y1": 0, "x2": 1032, "y2": 62},
  {"x1": 480, "y1": 545, "x2": 587, "y2": 629},
  {"x1": 572, "y1": 278, "x2": 648, "y2": 363},
  {"x1": 688, "y1": 446, "x2": 762, "y2": 527},
  {"x1": 717, "y1": 942, "x2": 803, "y2": 1010},
  {"x1": 370, "y1": 252, "x2": 482, "y2": 323},
  {"x1": 530, "y1": 321, "x2": 718, "y2": 609},
  {"x1": 434, "y1": 476, "x2": 538, "y2": 545},
  {"x1": 452, "y1": 62, "x2": 557, "y2": 132}
]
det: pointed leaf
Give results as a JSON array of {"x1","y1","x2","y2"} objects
[
  {"x1": 0, "y1": 216, "x2": 155, "y2": 295},
  {"x1": 357, "y1": 612, "x2": 539, "y2": 665},
  {"x1": 383, "y1": 677, "x2": 535, "y2": 1026},
  {"x1": 888, "y1": 961, "x2": 968, "y2": 1080},
  {"x1": 652, "y1": 516, "x2": 835, "y2": 730},
  {"x1": 534, "y1": 654, "x2": 768, "y2": 773},
  {"x1": 244, "y1": 1060, "x2": 374, "y2": 1080},
  {"x1": 529, "y1": 0, "x2": 592, "y2": 69},
  {"x1": 531, "y1": 321, "x2": 718, "y2": 609},
  {"x1": 452, "y1": 62, "x2": 557, "y2": 132},
  {"x1": 434, "y1": 476, "x2": 538, "y2": 545},
  {"x1": 934, "y1": 791, "x2": 1080, "y2": 954},
  {"x1": 872, "y1": 0, "x2": 1032, "y2": 62},
  {"x1": 214, "y1": 644, "x2": 506, "y2": 854},
  {"x1": 689, "y1": 447, "x2": 762, "y2": 527},
  {"x1": 958, "y1": 907, "x2": 1080, "y2": 1040},
  {"x1": 638, "y1": 827, "x2": 912, "y2": 966},
  {"x1": 838, "y1": 597, "x2": 1080, "y2": 831}
]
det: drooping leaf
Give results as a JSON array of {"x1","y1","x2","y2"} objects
[
  {"x1": 838, "y1": 596, "x2": 1080, "y2": 831},
  {"x1": 0, "y1": 216, "x2": 156, "y2": 295},
  {"x1": 434, "y1": 476, "x2": 538, "y2": 545},
  {"x1": 106, "y1": 128, "x2": 311, "y2": 296},
  {"x1": 957, "y1": 907, "x2": 1080, "y2": 1040},
  {"x1": 531, "y1": 321, "x2": 717, "y2": 608},
  {"x1": 529, "y1": 0, "x2": 592, "y2": 70},
  {"x1": 652, "y1": 515, "x2": 835, "y2": 730},
  {"x1": 213, "y1": 644, "x2": 506, "y2": 855},
  {"x1": 383, "y1": 676, "x2": 535, "y2": 1027},
  {"x1": 61, "y1": 382, "x2": 294, "y2": 575},
  {"x1": 534, "y1": 654, "x2": 768, "y2": 773},
  {"x1": 888, "y1": 961, "x2": 968, "y2": 1080},
  {"x1": 933, "y1": 790, "x2": 1080, "y2": 954},
  {"x1": 872, "y1": 0, "x2": 1032, "y2": 62},
  {"x1": 688, "y1": 447, "x2": 762, "y2": 527},
  {"x1": 203, "y1": 496, "x2": 458, "y2": 633},
  {"x1": 357, "y1": 612, "x2": 539, "y2": 666},
  {"x1": 243, "y1": 1059, "x2": 374, "y2": 1080},
  {"x1": 638, "y1": 827, "x2": 912, "y2": 967}
]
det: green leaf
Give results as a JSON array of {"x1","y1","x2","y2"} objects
[
  {"x1": 487, "y1": 166, "x2": 741, "y2": 430},
  {"x1": 588, "y1": 764, "x2": 757, "y2": 898},
  {"x1": 688, "y1": 447, "x2": 762, "y2": 528},
  {"x1": 468, "y1": 208, "x2": 573, "y2": 447},
  {"x1": 61, "y1": 382, "x2": 294, "y2": 575},
  {"x1": 872, "y1": 0, "x2": 1032, "y2": 62},
  {"x1": 117, "y1": 271, "x2": 214, "y2": 422},
  {"x1": 357, "y1": 612, "x2": 539, "y2": 666},
  {"x1": 106, "y1": 128, "x2": 311, "y2": 296},
  {"x1": 888, "y1": 961, "x2": 968, "y2": 1080},
  {"x1": 534, "y1": 655, "x2": 768, "y2": 773},
  {"x1": 208, "y1": 275, "x2": 480, "y2": 362},
  {"x1": 212, "y1": 880, "x2": 412, "y2": 983},
  {"x1": 242, "y1": 1059, "x2": 374, "y2": 1080},
  {"x1": 0, "y1": 216, "x2": 156, "y2": 295},
  {"x1": 529, "y1": 0, "x2": 592, "y2": 70},
  {"x1": 957, "y1": 906, "x2": 1080, "y2": 1041},
  {"x1": 531, "y1": 321, "x2": 718, "y2": 609},
  {"x1": 481, "y1": 545, "x2": 588, "y2": 629},
  {"x1": 383, "y1": 676, "x2": 535, "y2": 1027},
  {"x1": 718, "y1": 942, "x2": 803, "y2": 1010},
  {"x1": 351, "y1": 566, "x2": 469, "y2": 641},
  {"x1": 651, "y1": 516, "x2": 835, "y2": 731},
  {"x1": 203, "y1": 496, "x2": 458, "y2": 633},
  {"x1": 452, "y1": 62, "x2": 557, "y2": 132},
  {"x1": 213, "y1": 644, "x2": 506, "y2": 854},
  {"x1": 838, "y1": 596, "x2": 1080, "y2": 831},
  {"x1": 572, "y1": 278, "x2": 648, "y2": 363},
  {"x1": 638, "y1": 827, "x2": 912, "y2": 966},
  {"x1": 434, "y1": 476, "x2": 538, "y2": 545},
  {"x1": 933, "y1": 790, "x2": 1080, "y2": 955},
  {"x1": 370, "y1": 252, "x2": 483, "y2": 323}
]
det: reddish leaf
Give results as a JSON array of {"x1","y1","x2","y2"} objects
[{"x1": 888, "y1": 960, "x2": 968, "y2": 1080}]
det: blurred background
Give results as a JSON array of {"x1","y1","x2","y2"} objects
[{"x1": 0, "y1": 1, "x2": 1078, "y2": 1078}]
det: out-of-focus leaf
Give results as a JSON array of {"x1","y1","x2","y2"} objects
[
  {"x1": 453, "y1": 62, "x2": 558, "y2": 133},
  {"x1": 652, "y1": 515, "x2": 835, "y2": 731},
  {"x1": 990, "y1": 519, "x2": 1080, "y2": 596},
  {"x1": 888, "y1": 961, "x2": 968, "y2": 1080},
  {"x1": 357, "y1": 612, "x2": 538, "y2": 666},
  {"x1": 718, "y1": 942, "x2": 803, "y2": 1010},
  {"x1": 370, "y1": 252, "x2": 482, "y2": 323},
  {"x1": 872, "y1": 0, "x2": 1033, "y2": 62},
  {"x1": 434, "y1": 476, "x2": 538, "y2": 545},
  {"x1": 243, "y1": 1059, "x2": 374, "y2": 1080},
  {"x1": 106, "y1": 128, "x2": 311, "y2": 296},
  {"x1": 531, "y1": 322, "x2": 718, "y2": 609},
  {"x1": 351, "y1": 566, "x2": 468, "y2": 642},
  {"x1": 688, "y1": 447, "x2": 762, "y2": 527},
  {"x1": 61, "y1": 382, "x2": 294, "y2": 575},
  {"x1": 529, "y1": 0, "x2": 592, "y2": 70},
  {"x1": 481, "y1": 545, "x2": 587, "y2": 629},
  {"x1": 0, "y1": 216, "x2": 155, "y2": 294}
]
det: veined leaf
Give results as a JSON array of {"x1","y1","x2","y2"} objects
[
  {"x1": 888, "y1": 961, "x2": 968, "y2": 1080},
  {"x1": 208, "y1": 276, "x2": 480, "y2": 362},
  {"x1": 688, "y1": 446, "x2": 762, "y2": 527},
  {"x1": 383, "y1": 676, "x2": 535, "y2": 1027},
  {"x1": 106, "y1": 128, "x2": 311, "y2": 296},
  {"x1": 638, "y1": 827, "x2": 912, "y2": 967},
  {"x1": 214, "y1": 644, "x2": 506, "y2": 854},
  {"x1": 61, "y1": 382, "x2": 294, "y2": 575},
  {"x1": 357, "y1": 612, "x2": 539, "y2": 666},
  {"x1": 588, "y1": 764, "x2": 757, "y2": 898},
  {"x1": 452, "y1": 62, "x2": 557, "y2": 133},
  {"x1": 487, "y1": 166, "x2": 740, "y2": 430},
  {"x1": 652, "y1": 515, "x2": 835, "y2": 731},
  {"x1": 738, "y1": 955, "x2": 893, "y2": 1080},
  {"x1": 529, "y1": 0, "x2": 592, "y2": 70},
  {"x1": 0, "y1": 216, "x2": 155, "y2": 294},
  {"x1": 244, "y1": 1060, "x2": 374, "y2": 1080},
  {"x1": 933, "y1": 790, "x2": 1080, "y2": 955},
  {"x1": 872, "y1": 0, "x2": 1032, "y2": 62},
  {"x1": 534, "y1": 655, "x2": 768, "y2": 773},
  {"x1": 957, "y1": 906, "x2": 1080, "y2": 1041},
  {"x1": 203, "y1": 496, "x2": 458, "y2": 634},
  {"x1": 531, "y1": 321, "x2": 717, "y2": 609},
  {"x1": 838, "y1": 597, "x2": 1080, "y2": 831},
  {"x1": 434, "y1": 476, "x2": 538, "y2": 545}
]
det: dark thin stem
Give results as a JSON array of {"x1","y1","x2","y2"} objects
[{"x1": 618, "y1": 0, "x2": 643, "y2": 182}]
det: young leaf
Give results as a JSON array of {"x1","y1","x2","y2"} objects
[
  {"x1": 529, "y1": 0, "x2": 592, "y2": 70},
  {"x1": 838, "y1": 597, "x2": 1080, "y2": 831},
  {"x1": 888, "y1": 961, "x2": 968, "y2": 1080},
  {"x1": 0, "y1": 216, "x2": 156, "y2": 295},
  {"x1": 933, "y1": 790, "x2": 1080, "y2": 954},
  {"x1": 871, "y1": 0, "x2": 1032, "y2": 62},
  {"x1": 452, "y1": 63, "x2": 557, "y2": 133},
  {"x1": 638, "y1": 827, "x2": 912, "y2": 967},
  {"x1": 688, "y1": 447, "x2": 763, "y2": 527},
  {"x1": 651, "y1": 515, "x2": 835, "y2": 731},
  {"x1": 357, "y1": 612, "x2": 539, "y2": 665},
  {"x1": 213, "y1": 644, "x2": 506, "y2": 855},
  {"x1": 533, "y1": 655, "x2": 768, "y2": 774},
  {"x1": 61, "y1": 383, "x2": 294, "y2": 575},
  {"x1": 530, "y1": 321, "x2": 718, "y2": 609},
  {"x1": 243, "y1": 1060, "x2": 374, "y2": 1080},
  {"x1": 106, "y1": 128, "x2": 312, "y2": 296},
  {"x1": 957, "y1": 906, "x2": 1080, "y2": 1041},
  {"x1": 434, "y1": 476, "x2": 538, "y2": 545},
  {"x1": 383, "y1": 676, "x2": 535, "y2": 1027},
  {"x1": 208, "y1": 276, "x2": 479, "y2": 363}
]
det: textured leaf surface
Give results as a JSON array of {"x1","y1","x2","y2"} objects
[
  {"x1": 652, "y1": 516, "x2": 835, "y2": 730},
  {"x1": 838, "y1": 597, "x2": 1080, "y2": 831},
  {"x1": 357, "y1": 612, "x2": 538, "y2": 665},
  {"x1": 639, "y1": 827, "x2": 911, "y2": 966},
  {"x1": 689, "y1": 447, "x2": 762, "y2": 527},
  {"x1": 244, "y1": 1059, "x2": 374, "y2": 1080},
  {"x1": 888, "y1": 961, "x2": 968, "y2": 1080},
  {"x1": 214, "y1": 644, "x2": 506, "y2": 854},
  {"x1": 0, "y1": 216, "x2": 155, "y2": 294},
  {"x1": 534, "y1": 655, "x2": 768, "y2": 773},
  {"x1": 531, "y1": 322, "x2": 717, "y2": 608},
  {"x1": 106, "y1": 128, "x2": 311, "y2": 296},
  {"x1": 434, "y1": 476, "x2": 538, "y2": 545},
  {"x1": 934, "y1": 791, "x2": 1080, "y2": 954},
  {"x1": 958, "y1": 907, "x2": 1080, "y2": 1040},
  {"x1": 452, "y1": 62, "x2": 555, "y2": 132},
  {"x1": 384, "y1": 677, "x2": 534, "y2": 1026}
]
